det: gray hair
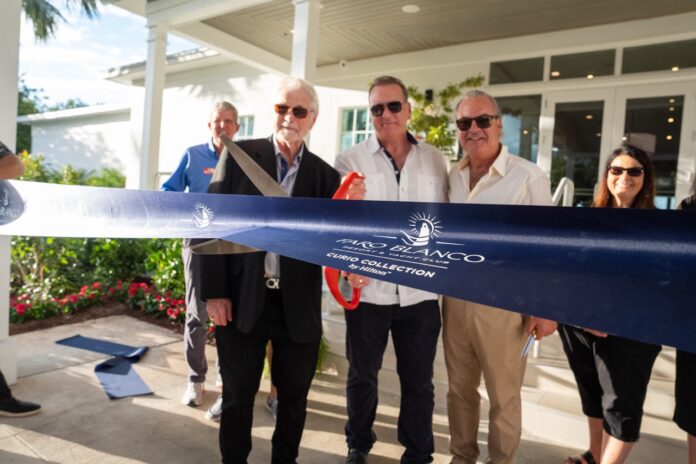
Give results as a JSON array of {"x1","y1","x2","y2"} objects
[
  {"x1": 277, "y1": 76, "x2": 319, "y2": 113},
  {"x1": 210, "y1": 101, "x2": 239, "y2": 123},
  {"x1": 455, "y1": 89, "x2": 501, "y2": 116}
]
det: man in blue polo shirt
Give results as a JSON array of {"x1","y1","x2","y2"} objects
[{"x1": 162, "y1": 101, "x2": 239, "y2": 417}]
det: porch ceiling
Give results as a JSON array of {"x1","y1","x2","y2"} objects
[{"x1": 200, "y1": 0, "x2": 696, "y2": 67}]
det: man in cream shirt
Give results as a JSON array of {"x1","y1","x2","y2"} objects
[
  {"x1": 335, "y1": 75, "x2": 448, "y2": 464},
  {"x1": 444, "y1": 89, "x2": 557, "y2": 464}
]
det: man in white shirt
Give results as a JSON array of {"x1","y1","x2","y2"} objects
[
  {"x1": 335, "y1": 75, "x2": 448, "y2": 464},
  {"x1": 443, "y1": 89, "x2": 557, "y2": 464}
]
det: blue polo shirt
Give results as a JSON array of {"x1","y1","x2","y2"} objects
[{"x1": 161, "y1": 139, "x2": 219, "y2": 193}]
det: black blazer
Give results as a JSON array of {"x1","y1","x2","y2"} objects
[{"x1": 200, "y1": 137, "x2": 340, "y2": 343}]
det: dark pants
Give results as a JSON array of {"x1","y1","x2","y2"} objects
[
  {"x1": 182, "y1": 242, "x2": 210, "y2": 383},
  {"x1": 0, "y1": 370, "x2": 11, "y2": 401},
  {"x1": 675, "y1": 349, "x2": 696, "y2": 435},
  {"x1": 216, "y1": 289, "x2": 319, "y2": 464},
  {"x1": 559, "y1": 324, "x2": 661, "y2": 442},
  {"x1": 345, "y1": 300, "x2": 441, "y2": 463}
]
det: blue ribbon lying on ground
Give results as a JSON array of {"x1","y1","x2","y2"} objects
[
  {"x1": 56, "y1": 335, "x2": 151, "y2": 399},
  {"x1": 2, "y1": 180, "x2": 696, "y2": 352}
]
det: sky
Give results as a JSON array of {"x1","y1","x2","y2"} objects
[{"x1": 19, "y1": 3, "x2": 198, "y2": 109}]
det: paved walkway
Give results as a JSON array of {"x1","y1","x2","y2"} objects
[{"x1": 0, "y1": 315, "x2": 671, "y2": 463}]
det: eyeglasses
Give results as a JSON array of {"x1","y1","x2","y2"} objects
[
  {"x1": 274, "y1": 104, "x2": 311, "y2": 119},
  {"x1": 608, "y1": 166, "x2": 644, "y2": 177},
  {"x1": 456, "y1": 114, "x2": 499, "y2": 131},
  {"x1": 370, "y1": 101, "x2": 403, "y2": 117}
]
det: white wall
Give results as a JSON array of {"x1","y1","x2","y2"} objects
[{"x1": 27, "y1": 109, "x2": 131, "y2": 173}]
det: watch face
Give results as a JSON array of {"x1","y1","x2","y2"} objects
[{"x1": 0, "y1": 141, "x2": 12, "y2": 158}]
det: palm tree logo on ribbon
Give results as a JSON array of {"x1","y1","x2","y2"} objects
[
  {"x1": 193, "y1": 202, "x2": 214, "y2": 228},
  {"x1": 400, "y1": 212, "x2": 442, "y2": 247}
]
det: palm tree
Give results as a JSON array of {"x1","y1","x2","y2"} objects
[{"x1": 22, "y1": 0, "x2": 101, "y2": 42}]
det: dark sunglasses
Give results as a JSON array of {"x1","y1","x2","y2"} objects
[
  {"x1": 274, "y1": 104, "x2": 310, "y2": 119},
  {"x1": 456, "y1": 114, "x2": 499, "y2": 131},
  {"x1": 608, "y1": 166, "x2": 644, "y2": 177},
  {"x1": 370, "y1": 101, "x2": 403, "y2": 117}
]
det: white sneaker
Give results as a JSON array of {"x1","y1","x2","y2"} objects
[
  {"x1": 205, "y1": 395, "x2": 223, "y2": 421},
  {"x1": 181, "y1": 382, "x2": 204, "y2": 406}
]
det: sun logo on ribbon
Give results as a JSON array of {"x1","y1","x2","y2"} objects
[
  {"x1": 193, "y1": 202, "x2": 214, "y2": 228},
  {"x1": 400, "y1": 212, "x2": 442, "y2": 247}
]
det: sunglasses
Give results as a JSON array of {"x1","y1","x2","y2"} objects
[
  {"x1": 456, "y1": 114, "x2": 499, "y2": 131},
  {"x1": 370, "y1": 101, "x2": 403, "y2": 117},
  {"x1": 274, "y1": 104, "x2": 311, "y2": 119},
  {"x1": 608, "y1": 166, "x2": 644, "y2": 177}
]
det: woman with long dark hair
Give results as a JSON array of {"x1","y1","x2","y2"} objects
[{"x1": 560, "y1": 145, "x2": 661, "y2": 464}]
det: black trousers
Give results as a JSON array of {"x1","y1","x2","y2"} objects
[
  {"x1": 344, "y1": 300, "x2": 441, "y2": 463},
  {"x1": 559, "y1": 324, "x2": 661, "y2": 442},
  {"x1": 215, "y1": 289, "x2": 320, "y2": 464},
  {"x1": 0, "y1": 370, "x2": 11, "y2": 401},
  {"x1": 675, "y1": 349, "x2": 696, "y2": 436}
]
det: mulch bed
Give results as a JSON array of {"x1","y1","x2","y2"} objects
[{"x1": 9, "y1": 302, "x2": 186, "y2": 336}]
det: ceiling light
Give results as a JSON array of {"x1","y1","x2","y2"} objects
[
  {"x1": 596, "y1": 132, "x2": 601, "y2": 137},
  {"x1": 669, "y1": 98, "x2": 675, "y2": 103},
  {"x1": 522, "y1": 130, "x2": 529, "y2": 135},
  {"x1": 669, "y1": 107, "x2": 675, "y2": 112},
  {"x1": 585, "y1": 114, "x2": 593, "y2": 120},
  {"x1": 668, "y1": 117, "x2": 675, "y2": 123},
  {"x1": 666, "y1": 135, "x2": 673, "y2": 141},
  {"x1": 622, "y1": 136, "x2": 627, "y2": 141},
  {"x1": 672, "y1": 66, "x2": 680, "y2": 72},
  {"x1": 402, "y1": 4, "x2": 420, "y2": 13},
  {"x1": 551, "y1": 71, "x2": 560, "y2": 77},
  {"x1": 586, "y1": 74, "x2": 594, "y2": 79}
]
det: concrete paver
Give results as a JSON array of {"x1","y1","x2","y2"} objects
[{"x1": 0, "y1": 315, "x2": 686, "y2": 463}]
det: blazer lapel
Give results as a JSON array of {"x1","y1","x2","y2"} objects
[{"x1": 292, "y1": 149, "x2": 317, "y2": 198}]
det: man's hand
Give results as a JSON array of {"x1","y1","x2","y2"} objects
[
  {"x1": 208, "y1": 298, "x2": 233, "y2": 326},
  {"x1": 341, "y1": 271, "x2": 370, "y2": 289},
  {"x1": 344, "y1": 175, "x2": 366, "y2": 200},
  {"x1": 525, "y1": 316, "x2": 557, "y2": 340},
  {"x1": 583, "y1": 328, "x2": 609, "y2": 338}
]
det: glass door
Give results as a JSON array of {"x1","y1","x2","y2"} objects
[
  {"x1": 539, "y1": 89, "x2": 615, "y2": 206},
  {"x1": 612, "y1": 83, "x2": 696, "y2": 209}
]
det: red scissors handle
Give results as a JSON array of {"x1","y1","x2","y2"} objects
[{"x1": 324, "y1": 172, "x2": 365, "y2": 310}]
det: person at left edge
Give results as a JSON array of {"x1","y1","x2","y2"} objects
[
  {"x1": 200, "y1": 77, "x2": 341, "y2": 463},
  {"x1": 162, "y1": 101, "x2": 239, "y2": 415}
]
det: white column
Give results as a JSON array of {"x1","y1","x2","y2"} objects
[
  {"x1": 139, "y1": 22, "x2": 168, "y2": 190},
  {"x1": 290, "y1": 0, "x2": 320, "y2": 82},
  {"x1": 0, "y1": 0, "x2": 22, "y2": 385}
]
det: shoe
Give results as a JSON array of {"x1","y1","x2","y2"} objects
[
  {"x1": 565, "y1": 450, "x2": 597, "y2": 464},
  {"x1": 345, "y1": 448, "x2": 368, "y2": 464},
  {"x1": 0, "y1": 397, "x2": 41, "y2": 417},
  {"x1": 265, "y1": 396, "x2": 278, "y2": 421},
  {"x1": 215, "y1": 372, "x2": 223, "y2": 388},
  {"x1": 181, "y1": 382, "x2": 204, "y2": 406},
  {"x1": 205, "y1": 395, "x2": 223, "y2": 421}
]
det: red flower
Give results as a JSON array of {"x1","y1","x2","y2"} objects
[
  {"x1": 79, "y1": 285, "x2": 89, "y2": 295},
  {"x1": 92, "y1": 282, "x2": 101, "y2": 289},
  {"x1": 88, "y1": 294, "x2": 96, "y2": 300},
  {"x1": 116, "y1": 281, "x2": 123, "y2": 290},
  {"x1": 70, "y1": 295, "x2": 78, "y2": 303},
  {"x1": 127, "y1": 287, "x2": 138, "y2": 297},
  {"x1": 15, "y1": 303, "x2": 29, "y2": 315},
  {"x1": 208, "y1": 325, "x2": 215, "y2": 333}
]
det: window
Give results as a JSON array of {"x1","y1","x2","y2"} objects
[
  {"x1": 550, "y1": 50, "x2": 614, "y2": 80},
  {"x1": 623, "y1": 39, "x2": 696, "y2": 74},
  {"x1": 496, "y1": 95, "x2": 542, "y2": 162},
  {"x1": 237, "y1": 115, "x2": 254, "y2": 140},
  {"x1": 339, "y1": 107, "x2": 373, "y2": 152},
  {"x1": 623, "y1": 96, "x2": 684, "y2": 209},
  {"x1": 489, "y1": 58, "x2": 544, "y2": 84}
]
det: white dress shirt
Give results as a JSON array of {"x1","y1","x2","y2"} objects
[{"x1": 335, "y1": 134, "x2": 449, "y2": 307}]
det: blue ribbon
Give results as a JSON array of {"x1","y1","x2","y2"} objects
[{"x1": 3, "y1": 180, "x2": 696, "y2": 352}]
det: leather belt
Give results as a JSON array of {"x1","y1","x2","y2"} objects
[{"x1": 265, "y1": 277, "x2": 280, "y2": 290}]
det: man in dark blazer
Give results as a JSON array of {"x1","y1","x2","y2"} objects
[{"x1": 201, "y1": 77, "x2": 341, "y2": 463}]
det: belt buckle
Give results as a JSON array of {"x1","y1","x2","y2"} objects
[{"x1": 265, "y1": 277, "x2": 280, "y2": 290}]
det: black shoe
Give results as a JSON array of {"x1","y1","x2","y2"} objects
[
  {"x1": 346, "y1": 448, "x2": 368, "y2": 464},
  {"x1": 0, "y1": 397, "x2": 41, "y2": 417}
]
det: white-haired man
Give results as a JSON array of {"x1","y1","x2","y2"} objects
[{"x1": 201, "y1": 77, "x2": 341, "y2": 463}]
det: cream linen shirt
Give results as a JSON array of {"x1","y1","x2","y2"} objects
[
  {"x1": 449, "y1": 145, "x2": 552, "y2": 207},
  {"x1": 335, "y1": 134, "x2": 448, "y2": 307}
]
